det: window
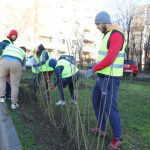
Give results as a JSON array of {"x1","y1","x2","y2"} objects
[
  {"x1": 39, "y1": 36, "x2": 52, "y2": 42},
  {"x1": 59, "y1": 39, "x2": 65, "y2": 44}
]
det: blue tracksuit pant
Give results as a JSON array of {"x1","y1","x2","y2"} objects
[
  {"x1": 92, "y1": 75, "x2": 122, "y2": 139},
  {"x1": 58, "y1": 72, "x2": 79, "y2": 101}
]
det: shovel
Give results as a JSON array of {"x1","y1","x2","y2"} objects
[{"x1": 44, "y1": 86, "x2": 52, "y2": 95}]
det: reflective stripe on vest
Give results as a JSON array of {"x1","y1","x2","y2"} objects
[
  {"x1": 32, "y1": 55, "x2": 40, "y2": 73},
  {"x1": 2, "y1": 44, "x2": 25, "y2": 62},
  {"x1": 56, "y1": 59, "x2": 79, "y2": 78},
  {"x1": 96, "y1": 30, "x2": 126, "y2": 76},
  {"x1": 39, "y1": 50, "x2": 53, "y2": 72}
]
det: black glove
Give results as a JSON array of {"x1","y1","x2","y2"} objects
[
  {"x1": 33, "y1": 64, "x2": 40, "y2": 68},
  {"x1": 84, "y1": 69, "x2": 95, "y2": 79}
]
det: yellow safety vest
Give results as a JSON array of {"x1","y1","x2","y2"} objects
[
  {"x1": 56, "y1": 59, "x2": 79, "y2": 78},
  {"x1": 96, "y1": 30, "x2": 126, "y2": 76},
  {"x1": 32, "y1": 55, "x2": 40, "y2": 73},
  {"x1": 4, "y1": 38, "x2": 13, "y2": 44},
  {"x1": 2, "y1": 44, "x2": 25, "y2": 63},
  {"x1": 40, "y1": 50, "x2": 53, "y2": 72}
]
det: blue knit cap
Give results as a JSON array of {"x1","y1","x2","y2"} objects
[
  {"x1": 49, "y1": 58, "x2": 57, "y2": 69},
  {"x1": 95, "y1": 11, "x2": 111, "y2": 24}
]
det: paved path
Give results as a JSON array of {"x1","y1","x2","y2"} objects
[
  {"x1": 138, "y1": 72, "x2": 150, "y2": 78},
  {"x1": 0, "y1": 103, "x2": 22, "y2": 150}
]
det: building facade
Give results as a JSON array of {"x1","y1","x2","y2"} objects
[{"x1": 23, "y1": 0, "x2": 102, "y2": 67}]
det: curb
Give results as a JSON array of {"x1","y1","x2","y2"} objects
[{"x1": 0, "y1": 103, "x2": 22, "y2": 150}]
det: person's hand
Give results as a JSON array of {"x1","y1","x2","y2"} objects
[
  {"x1": 84, "y1": 69, "x2": 95, "y2": 79},
  {"x1": 35, "y1": 66, "x2": 41, "y2": 71},
  {"x1": 50, "y1": 84, "x2": 55, "y2": 90},
  {"x1": 33, "y1": 64, "x2": 39, "y2": 68},
  {"x1": 33, "y1": 64, "x2": 41, "y2": 70}
]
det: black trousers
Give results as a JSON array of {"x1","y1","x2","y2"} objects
[
  {"x1": 5, "y1": 82, "x2": 11, "y2": 98},
  {"x1": 58, "y1": 72, "x2": 79, "y2": 101}
]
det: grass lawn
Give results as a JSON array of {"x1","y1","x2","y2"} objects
[
  {"x1": 119, "y1": 80, "x2": 150, "y2": 150},
  {"x1": 8, "y1": 71, "x2": 150, "y2": 150}
]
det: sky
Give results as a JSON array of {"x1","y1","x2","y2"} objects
[
  {"x1": 133, "y1": 0, "x2": 150, "y2": 5},
  {"x1": 0, "y1": 0, "x2": 149, "y2": 35},
  {"x1": 0, "y1": 0, "x2": 149, "y2": 7},
  {"x1": 97, "y1": 0, "x2": 150, "y2": 11},
  {"x1": 0, "y1": 0, "x2": 149, "y2": 17},
  {"x1": 0, "y1": 0, "x2": 149, "y2": 25},
  {"x1": 0, "y1": 0, "x2": 149, "y2": 47}
]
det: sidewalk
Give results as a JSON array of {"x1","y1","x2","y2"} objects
[
  {"x1": 138, "y1": 72, "x2": 150, "y2": 78},
  {"x1": 0, "y1": 103, "x2": 22, "y2": 150}
]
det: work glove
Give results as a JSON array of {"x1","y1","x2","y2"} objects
[
  {"x1": 84, "y1": 69, "x2": 95, "y2": 79},
  {"x1": 33, "y1": 64, "x2": 41, "y2": 70},
  {"x1": 33, "y1": 64, "x2": 40, "y2": 68},
  {"x1": 36, "y1": 67, "x2": 41, "y2": 70},
  {"x1": 50, "y1": 84, "x2": 55, "y2": 90}
]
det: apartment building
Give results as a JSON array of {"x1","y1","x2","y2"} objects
[
  {"x1": 21, "y1": 0, "x2": 101, "y2": 66},
  {"x1": 129, "y1": 4, "x2": 150, "y2": 71}
]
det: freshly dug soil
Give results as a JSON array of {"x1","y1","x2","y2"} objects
[{"x1": 15, "y1": 88, "x2": 78, "y2": 150}]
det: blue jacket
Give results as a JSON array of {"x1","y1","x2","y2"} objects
[
  {"x1": 0, "y1": 42, "x2": 25, "y2": 66},
  {"x1": 49, "y1": 58, "x2": 64, "y2": 86},
  {"x1": 49, "y1": 58, "x2": 79, "y2": 86},
  {"x1": 0, "y1": 42, "x2": 8, "y2": 50}
]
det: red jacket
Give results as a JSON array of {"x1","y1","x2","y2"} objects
[{"x1": 93, "y1": 31, "x2": 124, "y2": 72}]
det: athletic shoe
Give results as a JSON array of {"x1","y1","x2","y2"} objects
[
  {"x1": 0, "y1": 96, "x2": 5, "y2": 103},
  {"x1": 108, "y1": 137, "x2": 122, "y2": 150},
  {"x1": 11, "y1": 102, "x2": 19, "y2": 110},
  {"x1": 56, "y1": 100, "x2": 65, "y2": 106}
]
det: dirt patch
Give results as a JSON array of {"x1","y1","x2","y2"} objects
[{"x1": 16, "y1": 88, "x2": 78, "y2": 150}]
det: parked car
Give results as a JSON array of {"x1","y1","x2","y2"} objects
[{"x1": 123, "y1": 60, "x2": 138, "y2": 76}]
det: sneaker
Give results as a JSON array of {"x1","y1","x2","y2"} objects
[
  {"x1": 90, "y1": 127, "x2": 106, "y2": 136},
  {"x1": 6, "y1": 97, "x2": 11, "y2": 100},
  {"x1": 108, "y1": 137, "x2": 122, "y2": 150},
  {"x1": 56, "y1": 100, "x2": 65, "y2": 106},
  {"x1": 70, "y1": 100, "x2": 77, "y2": 104},
  {"x1": 11, "y1": 102, "x2": 19, "y2": 110},
  {"x1": 0, "y1": 96, "x2": 5, "y2": 102}
]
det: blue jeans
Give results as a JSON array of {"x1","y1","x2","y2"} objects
[
  {"x1": 58, "y1": 72, "x2": 79, "y2": 101},
  {"x1": 92, "y1": 75, "x2": 122, "y2": 139},
  {"x1": 32, "y1": 73, "x2": 38, "y2": 92}
]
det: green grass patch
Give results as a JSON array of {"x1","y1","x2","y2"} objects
[
  {"x1": 9, "y1": 71, "x2": 150, "y2": 150},
  {"x1": 6, "y1": 101, "x2": 37, "y2": 150}
]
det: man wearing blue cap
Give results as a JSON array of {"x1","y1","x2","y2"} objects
[{"x1": 85, "y1": 11, "x2": 126, "y2": 149}]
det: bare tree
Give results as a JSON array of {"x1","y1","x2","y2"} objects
[
  {"x1": 144, "y1": 33, "x2": 150, "y2": 71},
  {"x1": 0, "y1": 3, "x2": 33, "y2": 42},
  {"x1": 108, "y1": 0, "x2": 137, "y2": 59},
  {"x1": 71, "y1": 21, "x2": 85, "y2": 68},
  {"x1": 109, "y1": 1, "x2": 150, "y2": 72}
]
